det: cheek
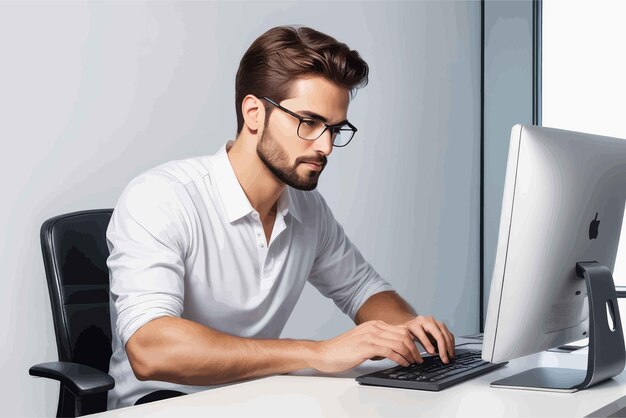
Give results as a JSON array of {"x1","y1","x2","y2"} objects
[
  {"x1": 275, "y1": 137, "x2": 304, "y2": 165},
  {"x1": 272, "y1": 115, "x2": 295, "y2": 136}
]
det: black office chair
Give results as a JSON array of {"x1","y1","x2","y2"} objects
[{"x1": 30, "y1": 209, "x2": 115, "y2": 417}]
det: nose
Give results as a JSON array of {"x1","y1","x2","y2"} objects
[{"x1": 314, "y1": 129, "x2": 334, "y2": 157}]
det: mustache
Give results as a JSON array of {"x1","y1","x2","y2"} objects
[{"x1": 297, "y1": 156, "x2": 327, "y2": 166}]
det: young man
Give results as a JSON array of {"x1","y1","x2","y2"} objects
[{"x1": 106, "y1": 25, "x2": 455, "y2": 409}]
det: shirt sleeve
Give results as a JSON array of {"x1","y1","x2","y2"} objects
[
  {"x1": 307, "y1": 192, "x2": 395, "y2": 321},
  {"x1": 106, "y1": 173, "x2": 191, "y2": 347}
]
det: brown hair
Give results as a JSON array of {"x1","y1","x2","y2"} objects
[{"x1": 234, "y1": 25, "x2": 369, "y2": 135}]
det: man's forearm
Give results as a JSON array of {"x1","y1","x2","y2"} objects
[
  {"x1": 126, "y1": 316, "x2": 319, "y2": 386},
  {"x1": 354, "y1": 291, "x2": 417, "y2": 326}
]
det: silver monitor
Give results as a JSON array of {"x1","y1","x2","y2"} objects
[{"x1": 482, "y1": 124, "x2": 626, "y2": 392}]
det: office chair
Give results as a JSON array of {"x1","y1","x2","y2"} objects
[{"x1": 29, "y1": 209, "x2": 115, "y2": 417}]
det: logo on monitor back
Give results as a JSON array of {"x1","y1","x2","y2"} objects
[{"x1": 589, "y1": 212, "x2": 600, "y2": 240}]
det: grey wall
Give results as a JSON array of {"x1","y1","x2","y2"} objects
[
  {"x1": 0, "y1": 1, "x2": 481, "y2": 416},
  {"x1": 483, "y1": 1, "x2": 535, "y2": 326}
]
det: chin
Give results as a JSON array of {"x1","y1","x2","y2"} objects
[
  {"x1": 291, "y1": 180, "x2": 318, "y2": 191},
  {"x1": 295, "y1": 185, "x2": 318, "y2": 191}
]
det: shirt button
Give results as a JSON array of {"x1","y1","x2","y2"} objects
[
  {"x1": 259, "y1": 243, "x2": 264, "y2": 248},
  {"x1": 252, "y1": 212, "x2": 259, "y2": 219}
]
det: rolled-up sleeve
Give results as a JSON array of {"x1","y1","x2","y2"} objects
[
  {"x1": 106, "y1": 174, "x2": 190, "y2": 347},
  {"x1": 307, "y1": 192, "x2": 395, "y2": 321}
]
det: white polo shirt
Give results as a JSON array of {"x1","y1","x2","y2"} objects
[{"x1": 105, "y1": 140, "x2": 394, "y2": 409}]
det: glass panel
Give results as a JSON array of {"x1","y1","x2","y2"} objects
[{"x1": 543, "y1": 0, "x2": 626, "y2": 139}]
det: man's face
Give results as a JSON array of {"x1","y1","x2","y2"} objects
[{"x1": 256, "y1": 76, "x2": 350, "y2": 191}]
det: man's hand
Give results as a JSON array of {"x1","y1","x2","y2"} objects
[
  {"x1": 402, "y1": 315, "x2": 455, "y2": 363},
  {"x1": 310, "y1": 316, "x2": 456, "y2": 374},
  {"x1": 311, "y1": 320, "x2": 423, "y2": 373}
]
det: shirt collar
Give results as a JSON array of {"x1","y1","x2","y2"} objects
[
  {"x1": 212, "y1": 141, "x2": 302, "y2": 224},
  {"x1": 278, "y1": 187, "x2": 303, "y2": 224}
]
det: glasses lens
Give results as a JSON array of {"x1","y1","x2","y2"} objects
[
  {"x1": 298, "y1": 119, "x2": 326, "y2": 140},
  {"x1": 333, "y1": 127, "x2": 355, "y2": 147}
]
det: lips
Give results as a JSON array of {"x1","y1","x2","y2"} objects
[
  {"x1": 299, "y1": 155, "x2": 326, "y2": 172},
  {"x1": 303, "y1": 161, "x2": 324, "y2": 171}
]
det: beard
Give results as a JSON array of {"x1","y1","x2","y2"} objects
[{"x1": 256, "y1": 126, "x2": 326, "y2": 191}]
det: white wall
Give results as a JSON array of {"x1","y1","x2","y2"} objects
[{"x1": 0, "y1": 1, "x2": 481, "y2": 416}]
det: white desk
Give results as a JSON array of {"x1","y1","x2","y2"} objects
[{"x1": 91, "y1": 341, "x2": 626, "y2": 417}]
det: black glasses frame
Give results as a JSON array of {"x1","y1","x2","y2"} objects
[{"x1": 261, "y1": 97, "x2": 357, "y2": 147}]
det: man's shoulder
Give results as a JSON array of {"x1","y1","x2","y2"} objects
[
  {"x1": 138, "y1": 155, "x2": 212, "y2": 187},
  {"x1": 119, "y1": 155, "x2": 212, "y2": 212}
]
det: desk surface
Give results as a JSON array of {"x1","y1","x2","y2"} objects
[{"x1": 92, "y1": 341, "x2": 626, "y2": 417}]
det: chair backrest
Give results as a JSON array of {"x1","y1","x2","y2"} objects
[{"x1": 40, "y1": 209, "x2": 114, "y2": 373}]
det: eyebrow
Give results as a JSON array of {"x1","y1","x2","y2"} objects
[{"x1": 297, "y1": 110, "x2": 348, "y2": 126}]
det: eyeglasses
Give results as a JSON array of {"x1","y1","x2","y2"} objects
[{"x1": 261, "y1": 97, "x2": 357, "y2": 147}]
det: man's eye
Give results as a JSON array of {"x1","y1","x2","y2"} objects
[{"x1": 302, "y1": 119, "x2": 318, "y2": 127}]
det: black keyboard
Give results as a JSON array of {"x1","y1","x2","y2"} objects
[{"x1": 355, "y1": 349, "x2": 506, "y2": 391}]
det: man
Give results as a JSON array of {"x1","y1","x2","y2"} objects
[{"x1": 106, "y1": 25, "x2": 455, "y2": 410}]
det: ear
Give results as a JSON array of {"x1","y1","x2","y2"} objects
[{"x1": 241, "y1": 94, "x2": 266, "y2": 134}]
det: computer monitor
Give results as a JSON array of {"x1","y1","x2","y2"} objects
[{"x1": 482, "y1": 124, "x2": 626, "y2": 392}]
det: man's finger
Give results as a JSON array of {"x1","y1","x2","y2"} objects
[
  {"x1": 406, "y1": 323, "x2": 436, "y2": 354},
  {"x1": 376, "y1": 326, "x2": 423, "y2": 364},
  {"x1": 422, "y1": 321, "x2": 449, "y2": 363},
  {"x1": 444, "y1": 324, "x2": 456, "y2": 357},
  {"x1": 437, "y1": 321, "x2": 454, "y2": 359},
  {"x1": 368, "y1": 338, "x2": 412, "y2": 367}
]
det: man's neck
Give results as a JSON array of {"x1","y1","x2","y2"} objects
[{"x1": 226, "y1": 137, "x2": 284, "y2": 220}]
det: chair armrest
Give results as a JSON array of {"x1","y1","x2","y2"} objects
[{"x1": 29, "y1": 361, "x2": 115, "y2": 397}]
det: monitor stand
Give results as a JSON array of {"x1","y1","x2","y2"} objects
[{"x1": 490, "y1": 261, "x2": 626, "y2": 392}]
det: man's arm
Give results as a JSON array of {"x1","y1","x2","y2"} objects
[
  {"x1": 354, "y1": 290, "x2": 417, "y2": 326},
  {"x1": 126, "y1": 316, "x2": 318, "y2": 385}
]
